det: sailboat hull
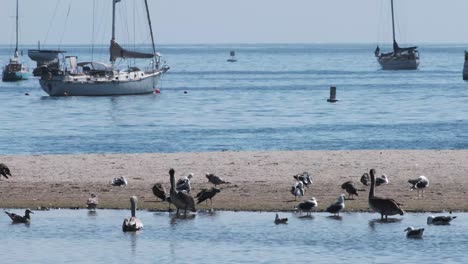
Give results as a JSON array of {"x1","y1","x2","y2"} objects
[
  {"x1": 2, "y1": 69, "x2": 29, "y2": 82},
  {"x1": 378, "y1": 57, "x2": 419, "y2": 70}
]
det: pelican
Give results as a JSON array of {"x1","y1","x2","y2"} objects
[
  {"x1": 111, "y1": 176, "x2": 128, "y2": 186},
  {"x1": 297, "y1": 197, "x2": 318, "y2": 216},
  {"x1": 293, "y1": 172, "x2": 313, "y2": 188},
  {"x1": 274, "y1": 213, "x2": 288, "y2": 224},
  {"x1": 376, "y1": 174, "x2": 389, "y2": 187},
  {"x1": 341, "y1": 181, "x2": 359, "y2": 199},
  {"x1": 408, "y1": 176, "x2": 429, "y2": 197},
  {"x1": 0, "y1": 163, "x2": 11, "y2": 179},
  {"x1": 122, "y1": 196, "x2": 143, "y2": 232},
  {"x1": 5, "y1": 209, "x2": 33, "y2": 223},
  {"x1": 326, "y1": 194, "x2": 346, "y2": 216},
  {"x1": 291, "y1": 180, "x2": 305, "y2": 200},
  {"x1": 360, "y1": 173, "x2": 369, "y2": 186},
  {"x1": 427, "y1": 215, "x2": 456, "y2": 225},
  {"x1": 206, "y1": 173, "x2": 229, "y2": 186},
  {"x1": 404, "y1": 227, "x2": 424, "y2": 239},
  {"x1": 152, "y1": 183, "x2": 168, "y2": 202},
  {"x1": 368, "y1": 169, "x2": 404, "y2": 220},
  {"x1": 196, "y1": 187, "x2": 221, "y2": 206},
  {"x1": 170, "y1": 168, "x2": 196, "y2": 216},
  {"x1": 86, "y1": 193, "x2": 99, "y2": 210},
  {"x1": 176, "y1": 173, "x2": 193, "y2": 193}
]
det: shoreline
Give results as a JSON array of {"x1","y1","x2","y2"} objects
[{"x1": 1, "y1": 150, "x2": 467, "y2": 212}]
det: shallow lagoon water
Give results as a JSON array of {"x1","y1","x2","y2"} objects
[{"x1": 1, "y1": 210, "x2": 467, "y2": 263}]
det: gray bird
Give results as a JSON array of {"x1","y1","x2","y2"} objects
[
  {"x1": 122, "y1": 196, "x2": 143, "y2": 232},
  {"x1": 297, "y1": 197, "x2": 318, "y2": 216},
  {"x1": 291, "y1": 181, "x2": 305, "y2": 200},
  {"x1": 293, "y1": 172, "x2": 313, "y2": 188},
  {"x1": 360, "y1": 173, "x2": 369, "y2": 186},
  {"x1": 408, "y1": 176, "x2": 429, "y2": 197},
  {"x1": 196, "y1": 187, "x2": 221, "y2": 206},
  {"x1": 341, "y1": 181, "x2": 359, "y2": 199},
  {"x1": 176, "y1": 173, "x2": 193, "y2": 193},
  {"x1": 326, "y1": 194, "x2": 346, "y2": 216},
  {"x1": 427, "y1": 215, "x2": 456, "y2": 225},
  {"x1": 375, "y1": 174, "x2": 389, "y2": 186},
  {"x1": 170, "y1": 169, "x2": 196, "y2": 216},
  {"x1": 206, "y1": 173, "x2": 229, "y2": 186},
  {"x1": 0, "y1": 163, "x2": 11, "y2": 179},
  {"x1": 111, "y1": 176, "x2": 128, "y2": 186},
  {"x1": 274, "y1": 213, "x2": 288, "y2": 224},
  {"x1": 5, "y1": 209, "x2": 33, "y2": 223},
  {"x1": 404, "y1": 226, "x2": 424, "y2": 239},
  {"x1": 152, "y1": 183, "x2": 168, "y2": 202},
  {"x1": 86, "y1": 193, "x2": 99, "y2": 210}
]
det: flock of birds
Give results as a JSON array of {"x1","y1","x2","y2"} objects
[{"x1": 0, "y1": 162, "x2": 458, "y2": 238}]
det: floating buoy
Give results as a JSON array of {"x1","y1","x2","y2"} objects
[
  {"x1": 155, "y1": 89, "x2": 161, "y2": 94},
  {"x1": 184, "y1": 91, "x2": 188, "y2": 94},
  {"x1": 327, "y1": 86, "x2": 338, "y2": 103},
  {"x1": 24, "y1": 92, "x2": 30, "y2": 96}
]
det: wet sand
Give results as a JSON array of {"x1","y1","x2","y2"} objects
[{"x1": 1, "y1": 150, "x2": 467, "y2": 212}]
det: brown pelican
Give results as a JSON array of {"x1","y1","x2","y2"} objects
[
  {"x1": 111, "y1": 176, "x2": 128, "y2": 186},
  {"x1": 206, "y1": 173, "x2": 229, "y2": 187},
  {"x1": 376, "y1": 174, "x2": 389, "y2": 186},
  {"x1": 86, "y1": 193, "x2": 99, "y2": 210},
  {"x1": 297, "y1": 197, "x2": 318, "y2": 216},
  {"x1": 5, "y1": 209, "x2": 33, "y2": 223},
  {"x1": 122, "y1": 196, "x2": 143, "y2": 232},
  {"x1": 196, "y1": 187, "x2": 221, "y2": 206},
  {"x1": 427, "y1": 215, "x2": 456, "y2": 225},
  {"x1": 291, "y1": 181, "x2": 305, "y2": 200},
  {"x1": 0, "y1": 163, "x2": 11, "y2": 179},
  {"x1": 368, "y1": 169, "x2": 404, "y2": 220},
  {"x1": 326, "y1": 194, "x2": 346, "y2": 216},
  {"x1": 341, "y1": 181, "x2": 359, "y2": 199},
  {"x1": 360, "y1": 173, "x2": 369, "y2": 186},
  {"x1": 408, "y1": 176, "x2": 429, "y2": 197},
  {"x1": 274, "y1": 213, "x2": 288, "y2": 224},
  {"x1": 404, "y1": 227, "x2": 424, "y2": 239},
  {"x1": 152, "y1": 183, "x2": 167, "y2": 202},
  {"x1": 176, "y1": 173, "x2": 193, "y2": 193},
  {"x1": 293, "y1": 172, "x2": 313, "y2": 188},
  {"x1": 170, "y1": 168, "x2": 196, "y2": 216}
]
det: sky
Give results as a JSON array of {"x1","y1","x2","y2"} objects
[{"x1": 0, "y1": 0, "x2": 467, "y2": 45}]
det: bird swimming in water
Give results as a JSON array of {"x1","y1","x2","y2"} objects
[
  {"x1": 206, "y1": 173, "x2": 229, "y2": 187},
  {"x1": 404, "y1": 226, "x2": 424, "y2": 239},
  {"x1": 326, "y1": 194, "x2": 346, "y2": 216},
  {"x1": 408, "y1": 176, "x2": 429, "y2": 197},
  {"x1": 122, "y1": 196, "x2": 143, "y2": 232},
  {"x1": 86, "y1": 193, "x2": 99, "y2": 210},
  {"x1": 341, "y1": 181, "x2": 359, "y2": 199},
  {"x1": 360, "y1": 173, "x2": 369, "y2": 186},
  {"x1": 274, "y1": 213, "x2": 288, "y2": 224},
  {"x1": 293, "y1": 172, "x2": 313, "y2": 188},
  {"x1": 5, "y1": 209, "x2": 33, "y2": 223},
  {"x1": 0, "y1": 163, "x2": 11, "y2": 179},
  {"x1": 296, "y1": 197, "x2": 318, "y2": 216},
  {"x1": 427, "y1": 215, "x2": 456, "y2": 225},
  {"x1": 111, "y1": 176, "x2": 128, "y2": 186},
  {"x1": 176, "y1": 173, "x2": 193, "y2": 193},
  {"x1": 196, "y1": 187, "x2": 221, "y2": 206},
  {"x1": 170, "y1": 168, "x2": 196, "y2": 216},
  {"x1": 375, "y1": 174, "x2": 389, "y2": 187},
  {"x1": 291, "y1": 180, "x2": 305, "y2": 201},
  {"x1": 368, "y1": 169, "x2": 404, "y2": 220}
]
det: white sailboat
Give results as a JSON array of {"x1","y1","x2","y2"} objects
[
  {"x1": 39, "y1": 0, "x2": 169, "y2": 96},
  {"x1": 374, "y1": 0, "x2": 419, "y2": 70}
]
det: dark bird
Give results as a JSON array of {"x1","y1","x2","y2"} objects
[
  {"x1": 297, "y1": 197, "x2": 318, "y2": 216},
  {"x1": 326, "y1": 194, "x2": 346, "y2": 216},
  {"x1": 206, "y1": 173, "x2": 229, "y2": 186},
  {"x1": 375, "y1": 174, "x2": 389, "y2": 186},
  {"x1": 368, "y1": 169, "x2": 404, "y2": 220},
  {"x1": 408, "y1": 176, "x2": 429, "y2": 197},
  {"x1": 5, "y1": 209, "x2": 33, "y2": 223},
  {"x1": 341, "y1": 181, "x2": 359, "y2": 199},
  {"x1": 0, "y1": 163, "x2": 11, "y2": 179},
  {"x1": 86, "y1": 193, "x2": 99, "y2": 210},
  {"x1": 360, "y1": 173, "x2": 369, "y2": 186},
  {"x1": 274, "y1": 213, "x2": 288, "y2": 224},
  {"x1": 170, "y1": 168, "x2": 196, "y2": 216},
  {"x1": 293, "y1": 172, "x2": 313, "y2": 188},
  {"x1": 196, "y1": 187, "x2": 221, "y2": 206},
  {"x1": 152, "y1": 183, "x2": 168, "y2": 202},
  {"x1": 111, "y1": 176, "x2": 128, "y2": 186},
  {"x1": 427, "y1": 215, "x2": 456, "y2": 225},
  {"x1": 404, "y1": 227, "x2": 424, "y2": 239},
  {"x1": 122, "y1": 196, "x2": 143, "y2": 232},
  {"x1": 176, "y1": 173, "x2": 193, "y2": 193},
  {"x1": 291, "y1": 180, "x2": 305, "y2": 200}
]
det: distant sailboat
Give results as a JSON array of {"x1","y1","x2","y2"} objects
[
  {"x1": 227, "y1": 51, "x2": 237, "y2": 62},
  {"x1": 463, "y1": 51, "x2": 468, "y2": 80},
  {"x1": 2, "y1": 0, "x2": 29, "y2": 82},
  {"x1": 374, "y1": 0, "x2": 419, "y2": 70}
]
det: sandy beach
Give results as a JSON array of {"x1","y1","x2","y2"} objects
[{"x1": 0, "y1": 150, "x2": 467, "y2": 212}]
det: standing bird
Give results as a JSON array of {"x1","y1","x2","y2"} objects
[
  {"x1": 206, "y1": 173, "x2": 229, "y2": 187},
  {"x1": 176, "y1": 173, "x2": 193, "y2": 193},
  {"x1": 408, "y1": 176, "x2": 429, "y2": 197},
  {"x1": 291, "y1": 181, "x2": 305, "y2": 200},
  {"x1": 196, "y1": 187, "x2": 221, "y2": 206},
  {"x1": 404, "y1": 227, "x2": 424, "y2": 239},
  {"x1": 375, "y1": 174, "x2": 389, "y2": 187},
  {"x1": 122, "y1": 196, "x2": 143, "y2": 232},
  {"x1": 0, "y1": 163, "x2": 11, "y2": 179},
  {"x1": 341, "y1": 181, "x2": 359, "y2": 199},
  {"x1": 293, "y1": 172, "x2": 313, "y2": 188},
  {"x1": 111, "y1": 176, "x2": 128, "y2": 186},
  {"x1": 427, "y1": 215, "x2": 456, "y2": 225},
  {"x1": 5, "y1": 209, "x2": 33, "y2": 223},
  {"x1": 86, "y1": 193, "x2": 99, "y2": 210},
  {"x1": 368, "y1": 169, "x2": 404, "y2": 220},
  {"x1": 360, "y1": 173, "x2": 369, "y2": 186},
  {"x1": 274, "y1": 214, "x2": 288, "y2": 224},
  {"x1": 297, "y1": 197, "x2": 318, "y2": 216},
  {"x1": 326, "y1": 194, "x2": 346, "y2": 216},
  {"x1": 170, "y1": 168, "x2": 196, "y2": 216},
  {"x1": 152, "y1": 183, "x2": 168, "y2": 202}
]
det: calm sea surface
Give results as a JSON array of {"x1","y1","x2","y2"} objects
[{"x1": 1, "y1": 44, "x2": 468, "y2": 155}]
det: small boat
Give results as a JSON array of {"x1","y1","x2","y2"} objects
[
  {"x1": 374, "y1": 0, "x2": 419, "y2": 70},
  {"x1": 2, "y1": 0, "x2": 29, "y2": 82},
  {"x1": 463, "y1": 51, "x2": 468, "y2": 80},
  {"x1": 227, "y1": 51, "x2": 237, "y2": 62}
]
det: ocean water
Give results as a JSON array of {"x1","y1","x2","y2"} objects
[
  {"x1": 1, "y1": 44, "x2": 468, "y2": 155},
  {"x1": 0, "y1": 210, "x2": 466, "y2": 263}
]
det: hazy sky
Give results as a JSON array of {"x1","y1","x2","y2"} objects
[{"x1": 1, "y1": 0, "x2": 467, "y2": 45}]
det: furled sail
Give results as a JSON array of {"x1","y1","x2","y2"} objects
[{"x1": 109, "y1": 40, "x2": 154, "y2": 62}]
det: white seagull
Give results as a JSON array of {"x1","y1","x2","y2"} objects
[
  {"x1": 291, "y1": 181, "x2": 305, "y2": 200},
  {"x1": 408, "y1": 176, "x2": 429, "y2": 197},
  {"x1": 427, "y1": 215, "x2": 456, "y2": 225},
  {"x1": 176, "y1": 173, "x2": 193, "y2": 193}
]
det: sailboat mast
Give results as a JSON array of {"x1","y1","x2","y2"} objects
[
  {"x1": 112, "y1": 0, "x2": 117, "y2": 41},
  {"x1": 144, "y1": 0, "x2": 158, "y2": 69},
  {"x1": 15, "y1": 0, "x2": 19, "y2": 57},
  {"x1": 390, "y1": 0, "x2": 397, "y2": 52}
]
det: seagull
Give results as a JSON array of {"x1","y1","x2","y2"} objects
[
  {"x1": 196, "y1": 187, "x2": 221, "y2": 206},
  {"x1": 326, "y1": 194, "x2": 346, "y2": 216},
  {"x1": 86, "y1": 193, "x2": 99, "y2": 210},
  {"x1": 341, "y1": 181, "x2": 359, "y2": 199},
  {"x1": 404, "y1": 226, "x2": 424, "y2": 239},
  {"x1": 368, "y1": 169, "x2": 404, "y2": 220},
  {"x1": 274, "y1": 213, "x2": 288, "y2": 224},
  {"x1": 427, "y1": 215, "x2": 457, "y2": 225},
  {"x1": 291, "y1": 181, "x2": 305, "y2": 200},
  {"x1": 170, "y1": 168, "x2": 196, "y2": 216},
  {"x1": 206, "y1": 173, "x2": 229, "y2": 187},
  {"x1": 293, "y1": 172, "x2": 313, "y2": 188},
  {"x1": 297, "y1": 197, "x2": 318, "y2": 216},
  {"x1": 360, "y1": 173, "x2": 369, "y2": 186},
  {"x1": 408, "y1": 176, "x2": 429, "y2": 197},
  {"x1": 176, "y1": 173, "x2": 193, "y2": 193},
  {"x1": 375, "y1": 174, "x2": 389, "y2": 187},
  {"x1": 111, "y1": 176, "x2": 128, "y2": 186},
  {"x1": 0, "y1": 163, "x2": 11, "y2": 179},
  {"x1": 122, "y1": 196, "x2": 143, "y2": 232},
  {"x1": 5, "y1": 209, "x2": 33, "y2": 223}
]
